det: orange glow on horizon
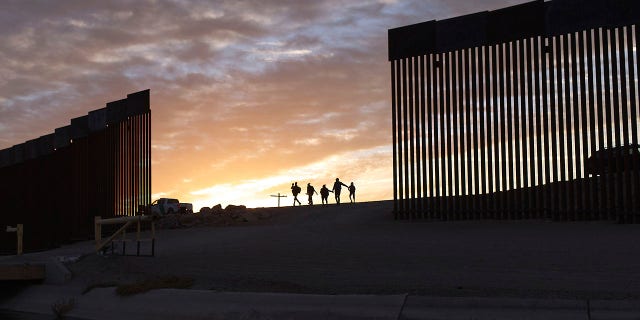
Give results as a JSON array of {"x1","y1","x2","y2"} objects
[
  {"x1": 2, "y1": 1, "x2": 528, "y2": 212},
  {"x1": 152, "y1": 145, "x2": 393, "y2": 211}
]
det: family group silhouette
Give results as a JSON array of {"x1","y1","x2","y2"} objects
[{"x1": 291, "y1": 178, "x2": 356, "y2": 206}]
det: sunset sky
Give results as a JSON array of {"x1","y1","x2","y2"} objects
[{"x1": 0, "y1": 0, "x2": 529, "y2": 210}]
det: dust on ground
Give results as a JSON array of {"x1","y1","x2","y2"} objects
[{"x1": 65, "y1": 201, "x2": 640, "y2": 300}]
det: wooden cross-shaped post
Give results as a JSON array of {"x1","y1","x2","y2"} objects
[{"x1": 270, "y1": 193, "x2": 287, "y2": 207}]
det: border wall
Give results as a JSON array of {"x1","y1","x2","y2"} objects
[
  {"x1": 0, "y1": 90, "x2": 151, "y2": 252},
  {"x1": 389, "y1": 0, "x2": 640, "y2": 221}
]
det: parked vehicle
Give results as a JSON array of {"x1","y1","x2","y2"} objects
[
  {"x1": 149, "y1": 198, "x2": 193, "y2": 215},
  {"x1": 585, "y1": 144, "x2": 640, "y2": 176}
]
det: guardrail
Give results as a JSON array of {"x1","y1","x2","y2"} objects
[{"x1": 94, "y1": 215, "x2": 155, "y2": 256}]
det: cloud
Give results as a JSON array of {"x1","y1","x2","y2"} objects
[
  {"x1": 0, "y1": 0, "x2": 532, "y2": 208},
  {"x1": 190, "y1": 145, "x2": 392, "y2": 209}
]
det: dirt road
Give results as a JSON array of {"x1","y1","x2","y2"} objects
[{"x1": 68, "y1": 200, "x2": 640, "y2": 299}]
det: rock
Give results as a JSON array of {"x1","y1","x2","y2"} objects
[
  {"x1": 211, "y1": 204, "x2": 223, "y2": 215},
  {"x1": 225, "y1": 205, "x2": 246, "y2": 220},
  {"x1": 199, "y1": 207, "x2": 211, "y2": 215},
  {"x1": 225, "y1": 205, "x2": 247, "y2": 213}
]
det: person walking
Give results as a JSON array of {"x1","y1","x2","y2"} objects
[
  {"x1": 331, "y1": 178, "x2": 349, "y2": 205},
  {"x1": 291, "y1": 182, "x2": 302, "y2": 206},
  {"x1": 306, "y1": 183, "x2": 318, "y2": 205},
  {"x1": 320, "y1": 184, "x2": 332, "y2": 205},
  {"x1": 348, "y1": 182, "x2": 356, "y2": 203}
]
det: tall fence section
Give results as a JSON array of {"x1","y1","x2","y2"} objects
[
  {"x1": 389, "y1": 0, "x2": 640, "y2": 221},
  {"x1": 0, "y1": 90, "x2": 151, "y2": 252}
]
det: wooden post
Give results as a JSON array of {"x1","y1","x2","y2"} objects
[
  {"x1": 270, "y1": 193, "x2": 287, "y2": 207},
  {"x1": 6, "y1": 224, "x2": 23, "y2": 255},
  {"x1": 16, "y1": 224, "x2": 23, "y2": 255},
  {"x1": 95, "y1": 221, "x2": 133, "y2": 252},
  {"x1": 94, "y1": 216, "x2": 102, "y2": 251}
]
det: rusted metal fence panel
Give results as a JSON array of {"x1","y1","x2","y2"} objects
[
  {"x1": 389, "y1": 0, "x2": 640, "y2": 222},
  {"x1": 0, "y1": 90, "x2": 151, "y2": 253}
]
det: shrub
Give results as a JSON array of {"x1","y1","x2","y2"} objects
[{"x1": 51, "y1": 298, "x2": 75, "y2": 319}]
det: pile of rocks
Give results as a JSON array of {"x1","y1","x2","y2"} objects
[
  {"x1": 155, "y1": 205, "x2": 273, "y2": 229},
  {"x1": 198, "y1": 204, "x2": 224, "y2": 215}
]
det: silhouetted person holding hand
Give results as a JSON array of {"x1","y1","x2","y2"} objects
[
  {"x1": 320, "y1": 184, "x2": 332, "y2": 205},
  {"x1": 348, "y1": 182, "x2": 356, "y2": 203},
  {"x1": 332, "y1": 178, "x2": 349, "y2": 205},
  {"x1": 306, "y1": 183, "x2": 318, "y2": 205},
  {"x1": 291, "y1": 182, "x2": 302, "y2": 206}
]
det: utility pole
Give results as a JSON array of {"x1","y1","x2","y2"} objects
[{"x1": 270, "y1": 193, "x2": 287, "y2": 207}]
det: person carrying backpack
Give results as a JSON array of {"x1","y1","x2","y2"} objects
[
  {"x1": 306, "y1": 183, "x2": 318, "y2": 205},
  {"x1": 291, "y1": 182, "x2": 302, "y2": 206}
]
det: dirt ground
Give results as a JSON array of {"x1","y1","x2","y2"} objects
[{"x1": 66, "y1": 201, "x2": 640, "y2": 299}]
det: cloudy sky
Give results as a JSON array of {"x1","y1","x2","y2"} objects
[{"x1": 0, "y1": 0, "x2": 529, "y2": 210}]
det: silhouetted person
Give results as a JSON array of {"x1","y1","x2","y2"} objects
[
  {"x1": 291, "y1": 182, "x2": 302, "y2": 206},
  {"x1": 306, "y1": 183, "x2": 318, "y2": 205},
  {"x1": 332, "y1": 178, "x2": 349, "y2": 204},
  {"x1": 348, "y1": 182, "x2": 356, "y2": 203},
  {"x1": 320, "y1": 184, "x2": 332, "y2": 205}
]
